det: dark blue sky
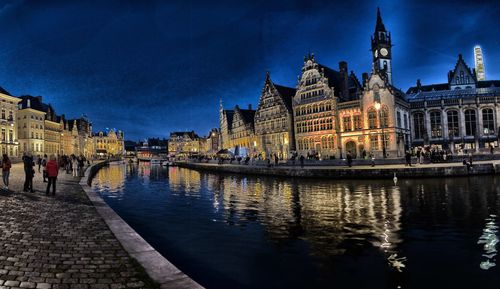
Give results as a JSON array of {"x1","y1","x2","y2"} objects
[{"x1": 0, "y1": 0, "x2": 498, "y2": 140}]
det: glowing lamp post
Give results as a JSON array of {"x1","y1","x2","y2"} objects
[{"x1": 375, "y1": 102, "x2": 386, "y2": 158}]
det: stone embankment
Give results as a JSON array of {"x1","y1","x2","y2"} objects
[
  {"x1": 82, "y1": 161, "x2": 203, "y2": 289},
  {"x1": 175, "y1": 160, "x2": 500, "y2": 179}
]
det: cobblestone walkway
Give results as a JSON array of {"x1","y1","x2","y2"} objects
[{"x1": 0, "y1": 163, "x2": 157, "y2": 289}]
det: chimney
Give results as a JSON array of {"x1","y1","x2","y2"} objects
[
  {"x1": 417, "y1": 79, "x2": 422, "y2": 90},
  {"x1": 248, "y1": 104, "x2": 252, "y2": 110},
  {"x1": 27, "y1": 99, "x2": 30, "y2": 108},
  {"x1": 362, "y1": 73, "x2": 369, "y2": 88},
  {"x1": 339, "y1": 61, "x2": 349, "y2": 100}
]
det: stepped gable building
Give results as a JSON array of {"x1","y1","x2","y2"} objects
[
  {"x1": 293, "y1": 7, "x2": 409, "y2": 159},
  {"x1": 93, "y1": 129, "x2": 125, "y2": 157},
  {"x1": 219, "y1": 102, "x2": 256, "y2": 155},
  {"x1": 254, "y1": 71, "x2": 296, "y2": 159},
  {"x1": 407, "y1": 54, "x2": 500, "y2": 151}
]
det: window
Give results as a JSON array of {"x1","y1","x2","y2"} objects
[
  {"x1": 465, "y1": 110, "x2": 477, "y2": 136},
  {"x1": 397, "y1": 111, "x2": 401, "y2": 128},
  {"x1": 321, "y1": 137, "x2": 328, "y2": 149},
  {"x1": 353, "y1": 115, "x2": 362, "y2": 130},
  {"x1": 447, "y1": 110, "x2": 459, "y2": 137},
  {"x1": 1, "y1": 109, "x2": 4, "y2": 119},
  {"x1": 483, "y1": 108, "x2": 495, "y2": 135},
  {"x1": 9, "y1": 130, "x2": 13, "y2": 142},
  {"x1": 404, "y1": 114, "x2": 408, "y2": 129},
  {"x1": 370, "y1": 135, "x2": 379, "y2": 150},
  {"x1": 430, "y1": 111, "x2": 442, "y2": 138},
  {"x1": 382, "y1": 134, "x2": 389, "y2": 149},
  {"x1": 368, "y1": 108, "x2": 377, "y2": 129},
  {"x1": 1, "y1": 129, "x2": 4, "y2": 141},
  {"x1": 343, "y1": 116, "x2": 351, "y2": 132},
  {"x1": 380, "y1": 108, "x2": 389, "y2": 127},
  {"x1": 328, "y1": 136, "x2": 334, "y2": 149},
  {"x1": 413, "y1": 113, "x2": 425, "y2": 139}
]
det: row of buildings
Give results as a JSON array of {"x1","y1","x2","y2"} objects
[
  {"x1": 213, "y1": 8, "x2": 500, "y2": 159},
  {"x1": 0, "y1": 91, "x2": 125, "y2": 160}
]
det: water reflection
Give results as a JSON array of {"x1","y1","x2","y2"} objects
[{"x1": 93, "y1": 164, "x2": 500, "y2": 289}]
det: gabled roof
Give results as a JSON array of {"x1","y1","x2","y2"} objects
[
  {"x1": 274, "y1": 84, "x2": 296, "y2": 111},
  {"x1": 0, "y1": 86, "x2": 11, "y2": 96},
  {"x1": 317, "y1": 63, "x2": 362, "y2": 101},
  {"x1": 406, "y1": 83, "x2": 449, "y2": 94},
  {"x1": 237, "y1": 108, "x2": 256, "y2": 125},
  {"x1": 19, "y1": 95, "x2": 48, "y2": 112},
  {"x1": 169, "y1": 131, "x2": 200, "y2": 140},
  {"x1": 406, "y1": 86, "x2": 500, "y2": 102},
  {"x1": 478, "y1": 80, "x2": 500, "y2": 88},
  {"x1": 222, "y1": 109, "x2": 235, "y2": 130},
  {"x1": 448, "y1": 54, "x2": 476, "y2": 85}
]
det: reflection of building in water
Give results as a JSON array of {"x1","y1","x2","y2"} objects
[
  {"x1": 168, "y1": 167, "x2": 201, "y2": 196},
  {"x1": 93, "y1": 163, "x2": 126, "y2": 194},
  {"x1": 478, "y1": 214, "x2": 498, "y2": 270}
]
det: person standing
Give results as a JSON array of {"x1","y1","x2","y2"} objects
[
  {"x1": 299, "y1": 155, "x2": 305, "y2": 168},
  {"x1": 46, "y1": 155, "x2": 58, "y2": 195},
  {"x1": 42, "y1": 154, "x2": 48, "y2": 182},
  {"x1": 416, "y1": 148, "x2": 421, "y2": 164},
  {"x1": 37, "y1": 156, "x2": 42, "y2": 173},
  {"x1": 22, "y1": 152, "x2": 35, "y2": 193},
  {"x1": 72, "y1": 155, "x2": 78, "y2": 177},
  {"x1": 347, "y1": 151, "x2": 352, "y2": 167},
  {"x1": 405, "y1": 151, "x2": 412, "y2": 167},
  {"x1": 2, "y1": 154, "x2": 11, "y2": 190}
]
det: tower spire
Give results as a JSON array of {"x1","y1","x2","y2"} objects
[{"x1": 375, "y1": 7, "x2": 386, "y2": 33}]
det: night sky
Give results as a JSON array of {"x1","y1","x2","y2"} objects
[{"x1": 0, "y1": 0, "x2": 498, "y2": 140}]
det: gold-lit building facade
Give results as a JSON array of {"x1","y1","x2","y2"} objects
[
  {"x1": 217, "y1": 8, "x2": 411, "y2": 159},
  {"x1": 254, "y1": 72, "x2": 296, "y2": 159},
  {"x1": 0, "y1": 88, "x2": 19, "y2": 157},
  {"x1": 18, "y1": 96, "x2": 46, "y2": 156},
  {"x1": 219, "y1": 104, "x2": 257, "y2": 155},
  {"x1": 168, "y1": 131, "x2": 203, "y2": 156},
  {"x1": 93, "y1": 129, "x2": 125, "y2": 157}
]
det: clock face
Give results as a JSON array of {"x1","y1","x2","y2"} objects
[
  {"x1": 374, "y1": 50, "x2": 378, "y2": 58},
  {"x1": 380, "y1": 48, "x2": 388, "y2": 57}
]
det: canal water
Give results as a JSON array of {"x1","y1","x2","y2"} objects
[{"x1": 92, "y1": 162, "x2": 500, "y2": 289}]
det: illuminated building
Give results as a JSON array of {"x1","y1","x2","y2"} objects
[
  {"x1": 407, "y1": 54, "x2": 500, "y2": 151},
  {"x1": 219, "y1": 103, "x2": 256, "y2": 156},
  {"x1": 254, "y1": 72, "x2": 296, "y2": 159},
  {"x1": 0, "y1": 87, "x2": 19, "y2": 157},
  {"x1": 474, "y1": 45, "x2": 486, "y2": 81},
  {"x1": 204, "y1": 128, "x2": 220, "y2": 155},
  {"x1": 63, "y1": 117, "x2": 94, "y2": 158},
  {"x1": 168, "y1": 131, "x2": 203, "y2": 156},
  {"x1": 18, "y1": 96, "x2": 48, "y2": 156},
  {"x1": 93, "y1": 129, "x2": 125, "y2": 157}
]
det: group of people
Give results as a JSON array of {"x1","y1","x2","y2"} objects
[{"x1": 0, "y1": 153, "x2": 89, "y2": 195}]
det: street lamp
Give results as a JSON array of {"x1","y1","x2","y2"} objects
[{"x1": 375, "y1": 102, "x2": 386, "y2": 158}]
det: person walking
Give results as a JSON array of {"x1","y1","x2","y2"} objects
[
  {"x1": 37, "y1": 156, "x2": 42, "y2": 173},
  {"x1": 46, "y1": 155, "x2": 58, "y2": 195},
  {"x1": 405, "y1": 151, "x2": 412, "y2": 167},
  {"x1": 370, "y1": 152, "x2": 375, "y2": 167},
  {"x1": 416, "y1": 149, "x2": 421, "y2": 164},
  {"x1": 72, "y1": 155, "x2": 78, "y2": 177},
  {"x1": 299, "y1": 155, "x2": 305, "y2": 168},
  {"x1": 42, "y1": 154, "x2": 48, "y2": 182},
  {"x1": 22, "y1": 152, "x2": 35, "y2": 193},
  {"x1": 1, "y1": 154, "x2": 11, "y2": 190}
]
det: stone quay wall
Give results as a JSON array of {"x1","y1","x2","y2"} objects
[{"x1": 175, "y1": 162, "x2": 497, "y2": 179}]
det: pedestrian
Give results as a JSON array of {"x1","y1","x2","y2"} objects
[
  {"x1": 22, "y1": 152, "x2": 35, "y2": 193},
  {"x1": 299, "y1": 155, "x2": 305, "y2": 168},
  {"x1": 468, "y1": 152, "x2": 473, "y2": 165},
  {"x1": 72, "y1": 155, "x2": 78, "y2": 177},
  {"x1": 1, "y1": 154, "x2": 11, "y2": 190},
  {"x1": 42, "y1": 154, "x2": 48, "y2": 182},
  {"x1": 416, "y1": 149, "x2": 421, "y2": 164},
  {"x1": 37, "y1": 156, "x2": 42, "y2": 173},
  {"x1": 490, "y1": 144, "x2": 494, "y2": 155},
  {"x1": 347, "y1": 151, "x2": 352, "y2": 167},
  {"x1": 274, "y1": 154, "x2": 279, "y2": 166},
  {"x1": 370, "y1": 152, "x2": 375, "y2": 167},
  {"x1": 46, "y1": 155, "x2": 58, "y2": 195},
  {"x1": 405, "y1": 151, "x2": 412, "y2": 167}
]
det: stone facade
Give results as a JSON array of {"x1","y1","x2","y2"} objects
[
  {"x1": 407, "y1": 54, "x2": 500, "y2": 152},
  {"x1": 254, "y1": 72, "x2": 296, "y2": 159},
  {"x1": 18, "y1": 96, "x2": 47, "y2": 156},
  {"x1": 93, "y1": 129, "x2": 125, "y2": 157},
  {"x1": 168, "y1": 131, "x2": 203, "y2": 156},
  {"x1": 219, "y1": 103, "x2": 256, "y2": 156},
  {"x1": 0, "y1": 89, "x2": 19, "y2": 157}
]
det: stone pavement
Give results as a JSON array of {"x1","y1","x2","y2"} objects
[{"x1": 0, "y1": 163, "x2": 158, "y2": 289}]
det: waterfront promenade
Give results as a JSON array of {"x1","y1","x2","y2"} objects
[{"x1": 0, "y1": 163, "x2": 157, "y2": 289}]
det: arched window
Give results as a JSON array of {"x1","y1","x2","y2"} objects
[
  {"x1": 482, "y1": 108, "x2": 495, "y2": 135},
  {"x1": 413, "y1": 112, "x2": 425, "y2": 139},
  {"x1": 447, "y1": 110, "x2": 459, "y2": 137},
  {"x1": 368, "y1": 108, "x2": 377, "y2": 129},
  {"x1": 464, "y1": 109, "x2": 477, "y2": 136},
  {"x1": 430, "y1": 111, "x2": 442, "y2": 138}
]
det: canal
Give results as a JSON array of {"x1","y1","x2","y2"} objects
[{"x1": 92, "y1": 162, "x2": 499, "y2": 289}]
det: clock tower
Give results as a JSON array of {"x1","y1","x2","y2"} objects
[{"x1": 371, "y1": 7, "x2": 393, "y2": 85}]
